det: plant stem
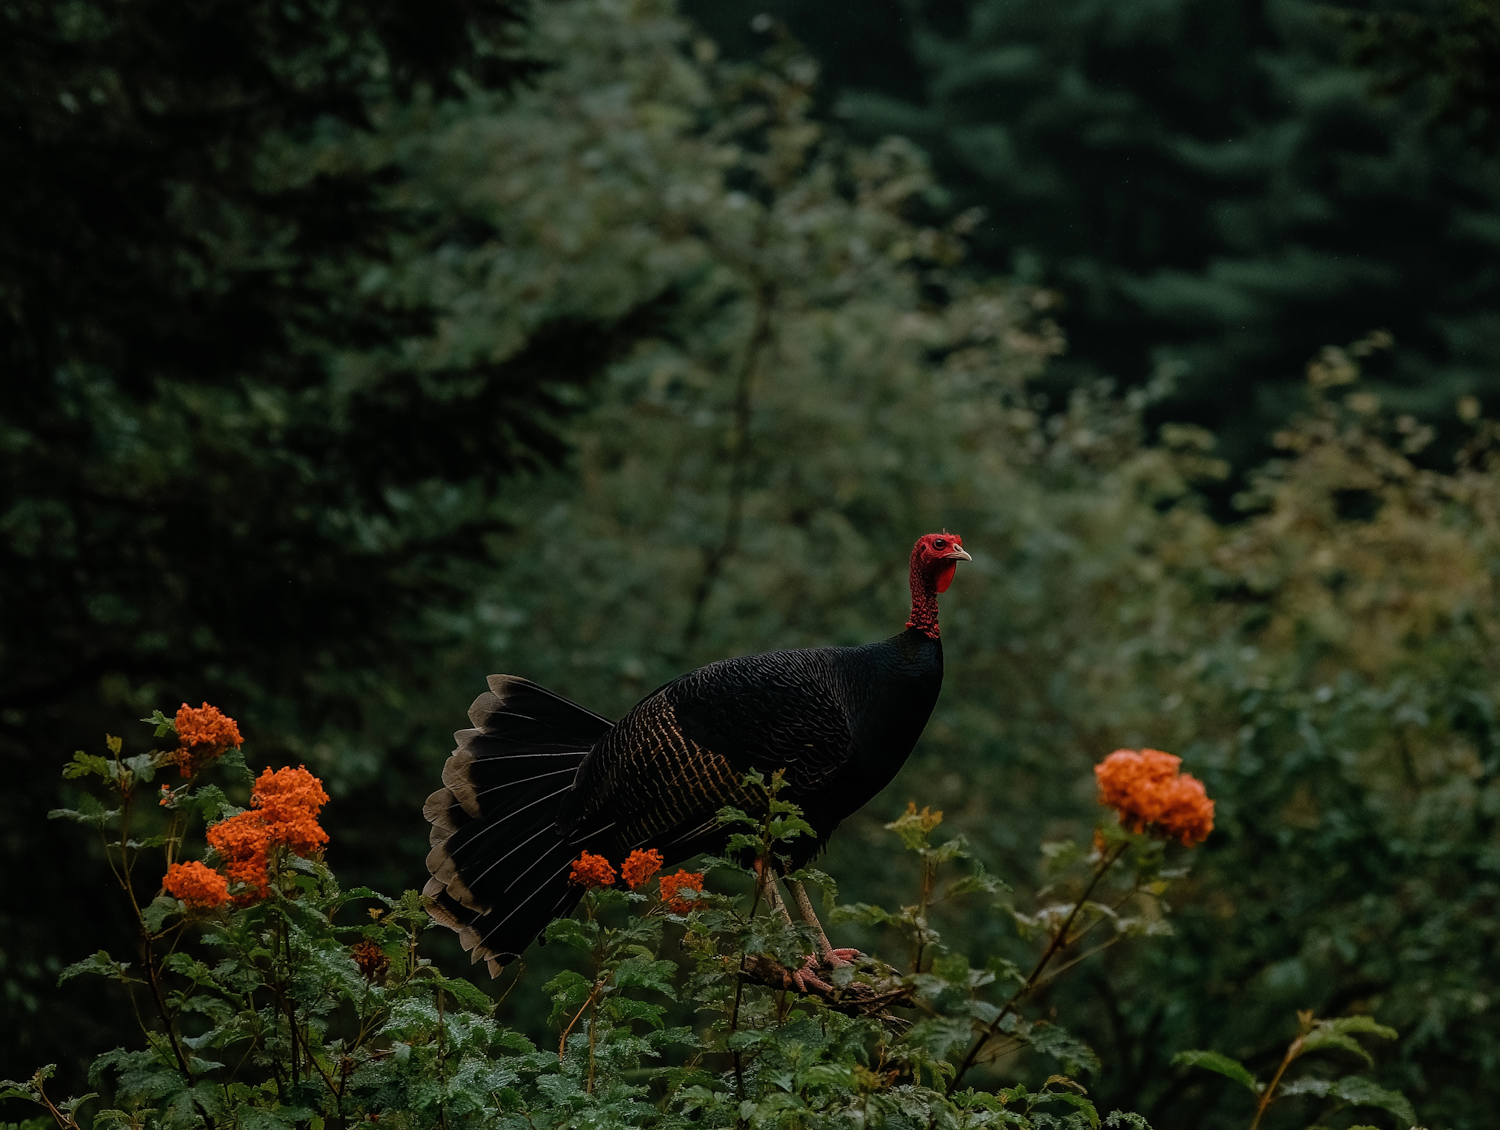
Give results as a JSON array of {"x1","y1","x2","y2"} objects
[
  {"x1": 1249, "y1": 1031, "x2": 1305, "y2": 1130},
  {"x1": 948, "y1": 842, "x2": 1129, "y2": 1093},
  {"x1": 682, "y1": 279, "x2": 775, "y2": 653}
]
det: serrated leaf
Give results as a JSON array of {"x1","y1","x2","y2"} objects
[
  {"x1": 614, "y1": 955, "x2": 678, "y2": 999},
  {"x1": 1038, "y1": 1091, "x2": 1100, "y2": 1128},
  {"x1": 217, "y1": 747, "x2": 252, "y2": 784},
  {"x1": 830, "y1": 902, "x2": 901, "y2": 927},
  {"x1": 606, "y1": 996, "x2": 666, "y2": 1029},
  {"x1": 1172, "y1": 1050, "x2": 1261, "y2": 1094},
  {"x1": 123, "y1": 753, "x2": 157, "y2": 783},
  {"x1": 62, "y1": 752, "x2": 112, "y2": 780},
  {"x1": 434, "y1": 976, "x2": 494, "y2": 1014},
  {"x1": 142, "y1": 895, "x2": 182, "y2": 934},
  {"x1": 1028, "y1": 1022, "x2": 1100, "y2": 1076},
  {"x1": 1300, "y1": 1030, "x2": 1375, "y2": 1069},
  {"x1": 59, "y1": 951, "x2": 137, "y2": 985},
  {"x1": 542, "y1": 916, "x2": 595, "y2": 952},
  {"x1": 1331, "y1": 1077, "x2": 1416, "y2": 1125},
  {"x1": 141, "y1": 710, "x2": 176, "y2": 738},
  {"x1": 946, "y1": 865, "x2": 1012, "y2": 899},
  {"x1": 48, "y1": 793, "x2": 119, "y2": 828}
]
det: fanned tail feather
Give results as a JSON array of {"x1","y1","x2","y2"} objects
[{"x1": 423, "y1": 674, "x2": 612, "y2": 974}]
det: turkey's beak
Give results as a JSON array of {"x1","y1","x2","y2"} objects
[{"x1": 944, "y1": 547, "x2": 972, "y2": 562}]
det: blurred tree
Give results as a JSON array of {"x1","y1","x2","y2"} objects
[
  {"x1": 1343, "y1": 0, "x2": 1500, "y2": 149},
  {"x1": 687, "y1": 0, "x2": 1500, "y2": 478},
  {"x1": 0, "y1": 0, "x2": 671, "y2": 1082}
]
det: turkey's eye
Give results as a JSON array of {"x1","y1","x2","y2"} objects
[{"x1": 933, "y1": 538, "x2": 947, "y2": 549}]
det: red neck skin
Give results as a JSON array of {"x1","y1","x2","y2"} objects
[{"x1": 906, "y1": 552, "x2": 942, "y2": 638}]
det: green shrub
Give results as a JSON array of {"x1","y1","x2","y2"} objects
[{"x1": 4, "y1": 709, "x2": 1423, "y2": 1130}]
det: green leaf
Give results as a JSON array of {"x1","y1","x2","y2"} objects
[
  {"x1": 1039, "y1": 1090, "x2": 1100, "y2": 1128},
  {"x1": 605, "y1": 996, "x2": 666, "y2": 1029},
  {"x1": 62, "y1": 751, "x2": 111, "y2": 780},
  {"x1": 614, "y1": 955, "x2": 678, "y2": 999},
  {"x1": 142, "y1": 895, "x2": 182, "y2": 934},
  {"x1": 432, "y1": 975, "x2": 494, "y2": 1014},
  {"x1": 187, "y1": 785, "x2": 229, "y2": 824},
  {"x1": 1027, "y1": 1022, "x2": 1100, "y2": 1076},
  {"x1": 217, "y1": 747, "x2": 252, "y2": 784},
  {"x1": 1319, "y1": 1016, "x2": 1398, "y2": 1040},
  {"x1": 48, "y1": 793, "x2": 119, "y2": 828},
  {"x1": 946, "y1": 863, "x2": 1012, "y2": 899},
  {"x1": 1277, "y1": 1077, "x2": 1331, "y2": 1098},
  {"x1": 830, "y1": 902, "x2": 901, "y2": 927},
  {"x1": 1331, "y1": 1077, "x2": 1417, "y2": 1125},
  {"x1": 542, "y1": 916, "x2": 595, "y2": 952},
  {"x1": 59, "y1": 951, "x2": 138, "y2": 986},
  {"x1": 1300, "y1": 1030, "x2": 1375, "y2": 1069},
  {"x1": 123, "y1": 752, "x2": 157, "y2": 783},
  {"x1": 1172, "y1": 1050, "x2": 1261, "y2": 1094},
  {"x1": 141, "y1": 710, "x2": 176, "y2": 737}
]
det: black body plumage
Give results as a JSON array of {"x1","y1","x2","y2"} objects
[{"x1": 424, "y1": 535, "x2": 964, "y2": 973}]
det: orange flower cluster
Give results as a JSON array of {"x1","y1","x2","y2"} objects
[
  {"x1": 621, "y1": 848, "x2": 664, "y2": 890},
  {"x1": 162, "y1": 860, "x2": 230, "y2": 909},
  {"x1": 350, "y1": 940, "x2": 391, "y2": 982},
  {"x1": 251, "y1": 765, "x2": 330, "y2": 855},
  {"x1": 206, "y1": 811, "x2": 273, "y2": 900},
  {"x1": 173, "y1": 702, "x2": 244, "y2": 777},
  {"x1": 569, "y1": 852, "x2": 616, "y2": 888},
  {"x1": 205, "y1": 765, "x2": 330, "y2": 901},
  {"x1": 659, "y1": 869, "x2": 704, "y2": 913},
  {"x1": 1095, "y1": 748, "x2": 1215, "y2": 847}
]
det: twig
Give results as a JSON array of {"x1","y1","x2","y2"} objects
[
  {"x1": 682, "y1": 279, "x2": 776, "y2": 652},
  {"x1": 948, "y1": 842, "x2": 1130, "y2": 1093},
  {"x1": 1250, "y1": 1020, "x2": 1309, "y2": 1130}
]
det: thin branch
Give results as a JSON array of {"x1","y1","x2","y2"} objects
[
  {"x1": 948, "y1": 842, "x2": 1130, "y2": 1093},
  {"x1": 682, "y1": 280, "x2": 776, "y2": 653}
]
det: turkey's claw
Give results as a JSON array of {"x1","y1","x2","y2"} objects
[{"x1": 788, "y1": 955, "x2": 834, "y2": 994}]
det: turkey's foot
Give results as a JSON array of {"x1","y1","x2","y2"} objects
[{"x1": 788, "y1": 955, "x2": 835, "y2": 994}]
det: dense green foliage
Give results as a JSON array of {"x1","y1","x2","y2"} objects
[
  {"x1": 5, "y1": 0, "x2": 1499, "y2": 1127},
  {"x1": 0, "y1": 0, "x2": 654, "y2": 1074},
  {"x1": 4, "y1": 714, "x2": 1420, "y2": 1130},
  {"x1": 692, "y1": 0, "x2": 1500, "y2": 471}
]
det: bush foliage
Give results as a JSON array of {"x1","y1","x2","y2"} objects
[{"x1": 3, "y1": 712, "x2": 1422, "y2": 1130}]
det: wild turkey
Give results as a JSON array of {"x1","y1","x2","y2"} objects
[{"x1": 423, "y1": 532, "x2": 970, "y2": 974}]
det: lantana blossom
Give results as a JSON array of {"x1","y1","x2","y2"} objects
[
  {"x1": 659, "y1": 869, "x2": 704, "y2": 913},
  {"x1": 621, "y1": 848, "x2": 664, "y2": 890},
  {"x1": 173, "y1": 702, "x2": 243, "y2": 777},
  {"x1": 1094, "y1": 748, "x2": 1215, "y2": 846},
  {"x1": 162, "y1": 860, "x2": 230, "y2": 909},
  {"x1": 569, "y1": 852, "x2": 616, "y2": 888},
  {"x1": 205, "y1": 764, "x2": 331, "y2": 901}
]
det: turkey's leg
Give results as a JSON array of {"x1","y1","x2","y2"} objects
[
  {"x1": 752, "y1": 858, "x2": 795, "y2": 925},
  {"x1": 788, "y1": 879, "x2": 861, "y2": 966},
  {"x1": 755, "y1": 861, "x2": 834, "y2": 992}
]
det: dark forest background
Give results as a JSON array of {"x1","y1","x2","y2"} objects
[{"x1": 5, "y1": 1, "x2": 1500, "y2": 1127}]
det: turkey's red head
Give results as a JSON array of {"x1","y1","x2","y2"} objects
[
  {"x1": 913, "y1": 531, "x2": 971, "y2": 593},
  {"x1": 907, "y1": 532, "x2": 970, "y2": 637}
]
